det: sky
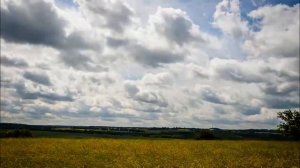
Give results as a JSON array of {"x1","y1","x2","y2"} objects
[{"x1": 0, "y1": 0, "x2": 299, "y2": 129}]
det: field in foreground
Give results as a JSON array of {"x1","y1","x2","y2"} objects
[{"x1": 0, "y1": 139, "x2": 299, "y2": 168}]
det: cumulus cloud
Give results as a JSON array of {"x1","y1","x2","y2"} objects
[
  {"x1": 261, "y1": 82, "x2": 299, "y2": 97},
  {"x1": 59, "y1": 50, "x2": 107, "y2": 72},
  {"x1": 15, "y1": 83, "x2": 73, "y2": 102},
  {"x1": 1, "y1": 55, "x2": 28, "y2": 67},
  {"x1": 23, "y1": 71, "x2": 52, "y2": 86},
  {"x1": 262, "y1": 66, "x2": 299, "y2": 82},
  {"x1": 237, "y1": 105, "x2": 261, "y2": 115},
  {"x1": 263, "y1": 97, "x2": 299, "y2": 109},
  {"x1": 141, "y1": 72, "x2": 172, "y2": 86},
  {"x1": 124, "y1": 81, "x2": 139, "y2": 97},
  {"x1": 150, "y1": 7, "x2": 197, "y2": 45},
  {"x1": 210, "y1": 58, "x2": 264, "y2": 83},
  {"x1": 213, "y1": 0, "x2": 248, "y2": 39},
  {"x1": 0, "y1": 0, "x2": 99, "y2": 62},
  {"x1": 124, "y1": 79, "x2": 169, "y2": 110},
  {"x1": 77, "y1": 0, "x2": 134, "y2": 33},
  {"x1": 196, "y1": 85, "x2": 237, "y2": 105},
  {"x1": 0, "y1": 0, "x2": 299, "y2": 128},
  {"x1": 130, "y1": 45, "x2": 184, "y2": 67},
  {"x1": 0, "y1": 0, "x2": 66, "y2": 46},
  {"x1": 244, "y1": 4, "x2": 300, "y2": 58},
  {"x1": 106, "y1": 37, "x2": 129, "y2": 48},
  {"x1": 134, "y1": 91, "x2": 168, "y2": 107}
]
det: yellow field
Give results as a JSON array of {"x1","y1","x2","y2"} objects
[{"x1": 0, "y1": 138, "x2": 299, "y2": 168}]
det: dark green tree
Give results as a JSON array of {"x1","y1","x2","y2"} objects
[
  {"x1": 4, "y1": 129, "x2": 32, "y2": 138},
  {"x1": 277, "y1": 109, "x2": 300, "y2": 140},
  {"x1": 194, "y1": 130, "x2": 216, "y2": 140}
]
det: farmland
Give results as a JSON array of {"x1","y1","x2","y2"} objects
[{"x1": 0, "y1": 138, "x2": 299, "y2": 168}]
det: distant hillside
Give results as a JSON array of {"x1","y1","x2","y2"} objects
[{"x1": 0, "y1": 123, "x2": 289, "y2": 140}]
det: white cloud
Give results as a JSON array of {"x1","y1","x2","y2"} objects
[
  {"x1": 213, "y1": 0, "x2": 248, "y2": 39},
  {"x1": 76, "y1": 0, "x2": 135, "y2": 33},
  {"x1": 209, "y1": 58, "x2": 265, "y2": 83},
  {"x1": 244, "y1": 4, "x2": 300, "y2": 58},
  {"x1": 0, "y1": 0, "x2": 299, "y2": 128}
]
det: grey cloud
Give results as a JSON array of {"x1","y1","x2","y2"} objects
[
  {"x1": 192, "y1": 68, "x2": 209, "y2": 79},
  {"x1": 124, "y1": 81, "x2": 168, "y2": 108},
  {"x1": 213, "y1": 106, "x2": 227, "y2": 114},
  {"x1": 1, "y1": 100, "x2": 140, "y2": 122},
  {"x1": 199, "y1": 87, "x2": 235, "y2": 105},
  {"x1": 1, "y1": 0, "x2": 101, "y2": 74},
  {"x1": 60, "y1": 51, "x2": 107, "y2": 72},
  {"x1": 124, "y1": 81, "x2": 139, "y2": 97},
  {"x1": 8, "y1": 105, "x2": 59, "y2": 120},
  {"x1": 49, "y1": 106, "x2": 100, "y2": 119},
  {"x1": 88, "y1": 75, "x2": 115, "y2": 86},
  {"x1": 1, "y1": 55, "x2": 28, "y2": 67},
  {"x1": 109, "y1": 98, "x2": 123, "y2": 108},
  {"x1": 141, "y1": 72, "x2": 173, "y2": 87},
  {"x1": 199, "y1": 87, "x2": 261, "y2": 116},
  {"x1": 99, "y1": 4, "x2": 133, "y2": 33},
  {"x1": 134, "y1": 106, "x2": 162, "y2": 113},
  {"x1": 55, "y1": 106, "x2": 137, "y2": 122},
  {"x1": 98, "y1": 108, "x2": 137, "y2": 121},
  {"x1": 262, "y1": 82, "x2": 299, "y2": 96},
  {"x1": 214, "y1": 66, "x2": 262, "y2": 83},
  {"x1": 259, "y1": 77, "x2": 299, "y2": 109},
  {"x1": 0, "y1": 80, "x2": 12, "y2": 89},
  {"x1": 134, "y1": 91, "x2": 168, "y2": 107},
  {"x1": 0, "y1": 0, "x2": 66, "y2": 46},
  {"x1": 1, "y1": 1, "x2": 298, "y2": 128},
  {"x1": 15, "y1": 84, "x2": 38, "y2": 99},
  {"x1": 39, "y1": 92, "x2": 74, "y2": 102},
  {"x1": 211, "y1": 59, "x2": 264, "y2": 83},
  {"x1": 59, "y1": 32, "x2": 99, "y2": 50},
  {"x1": 131, "y1": 45, "x2": 184, "y2": 67},
  {"x1": 40, "y1": 99, "x2": 57, "y2": 105},
  {"x1": 79, "y1": 0, "x2": 133, "y2": 33},
  {"x1": 263, "y1": 97, "x2": 299, "y2": 109},
  {"x1": 15, "y1": 83, "x2": 73, "y2": 102},
  {"x1": 201, "y1": 89, "x2": 227, "y2": 105},
  {"x1": 187, "y1": 98, "x2": 203, "y2": 108},
  {"x1": 106, "y1": 37, "x2": 129, "y2": 48},
  {"x1": 262, "y1": 67, "x2": 299, "y2": 82},
  {"x1": 237, "y1": 105, "x2": 261, "y2": 115},
  {"x1": 153, "y1": 10, "x2": 195, "y2": 45},
  {"x1": 26, "y1": 106, "x2": 53, "y2": 119},
  {"x1": 23, "y1": 71, "x2": 52, "y2": 86},
  {"x1": 35, "y1": 63, "x2": 51, "y2": 70},
  {"x1": 0, "y1": 99, "x2": 22, "y2": 114},
  {"x1": 0, "y1": 1, "x2": 95, "y2": 51}
]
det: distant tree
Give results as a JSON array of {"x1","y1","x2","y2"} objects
[
  {"x1": 4, "y1": 129, "x2": 32, "y2": 138},
  {"x1": 194, "y1": 130, "x2": 216, "y2": 140},
  {"x1": 277, "y1": 109, "x2": 300, "y2": 140}
]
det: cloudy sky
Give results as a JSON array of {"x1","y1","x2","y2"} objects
[{"x1": 0, "y1": 0, "x2": 299, "y2": 129}]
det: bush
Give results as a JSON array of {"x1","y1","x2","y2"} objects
[
  {"x1": 194, "y1": 130, "x2": 216, "y2": 140},
  {"x1": 3, "y1": 129, "x2": 32, "y2": 138}
]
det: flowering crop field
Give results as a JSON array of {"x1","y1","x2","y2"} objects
[{"x1": 0, "y1": 138, "x2": 299, "y2": 168}]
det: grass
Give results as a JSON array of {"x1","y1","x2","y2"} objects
[{"x1": 0, "y1": 138, "x2": 299, "y2": 168}]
